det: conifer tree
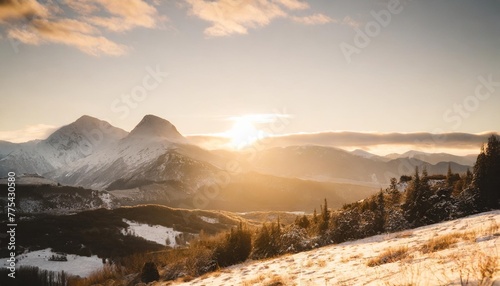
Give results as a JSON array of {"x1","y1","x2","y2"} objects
[
  {"x1": 388, "y1": 177, "x2": 401, "y2": 205},
  {"x1": 446, "y1": 163, "x2": 454, "y2": 188},
  {"x1": 253, "y1": 223, "x2": 270, "y2": 259},
  {"x1": 319, "y1": 198, "x2": 330, "y2": 234},
  {"x1": 473, "y1": 135, "x2": 500, "y2": 209},
  {"x1": 295, "y1": 215, "x2": 310, "y2": 229},
  {"x1": 389, "y1": 178, "x2": 398, "y2": 192},
  {"x1": 403, "y1": 167, "x2": 432, "y2": 226},
  {"x1": 465, "y1": 168, "x2": 473, "y2": 187},
  {"x1": 373, "y1": 191, "x2": 385, "y2": 233},
  {"x1": 313, "y1": 208, "x2": 318, "y2": 224}
]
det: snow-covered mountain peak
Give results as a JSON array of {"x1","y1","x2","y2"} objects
[
  {"x1": 46, "y1": 115, "x2": 127, "y2": 149},
  {"x1": 128, "y1": 115, "x2": 186, "y2": 142},
  {"x1": 22, "y1": 116, "x2": 129, "y2": 171}
]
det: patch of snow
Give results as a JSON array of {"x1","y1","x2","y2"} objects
[
  {"x1": 121, "y1": 219, "x2": 183, "y2": 248},
  {"x1": 99, "y1": 192, "x2": 114, "y2": 209},
  {"x1": 0, "y1": 248, "x2": 103, "y2": 278},
  {"x1": 287, "y1": 211, "x2": 305, "y2": 216},
  {"x1": 199, "y1": 216, "x2": 219, "y2": 224},
  {"x1": 397, "y1": 182, "x2": 408, "y2": 192}
]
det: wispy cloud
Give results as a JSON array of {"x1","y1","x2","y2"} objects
[
  {"x1": 291, "y1": 13, "x2": 333, "y2": 25},
  {"x1": 226, "y1": 113, "x2": 292, "y2": 124},
  {"x1": 0, "y1": 124, "x2": 57, "y2": 143},
  {"x1": 186, "y1": 0, "x2": 287, "y2": 37},
  {"x1": 185, "y1": 0, "x2": 335, "y2": 37},
  {"x1": 276, "y1": 0, "x2": 309, "y2": 10},
  {"x1": 1, "y1": 1, "x2": 361, "y2": 51},
  {"x1": 0, "y1": 0, "x2": 163, "y2": 56},
  {"x1": 79, "y1": 0, "x2": 164, "y2": 32},
  {"x1": 0, "y1": 0, "x2": 49, "y2": 22},
  {"x1": 9, "y1": 17, "x2": 128, "y2": 56},
  {"x1": 340, "y1": 15, "x2": 361, "y2": 28}
]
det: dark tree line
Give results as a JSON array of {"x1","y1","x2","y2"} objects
[
  {"x1": 274, "y1": 135, "x2": 500, "y2": 249},
  {"x1": 473, "y1": 135, "x2": 500, "y2": 209}
]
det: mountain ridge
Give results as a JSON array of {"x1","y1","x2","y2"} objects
[{"x1": 0, "y1": 115, "x2": 478, "y2": 212}]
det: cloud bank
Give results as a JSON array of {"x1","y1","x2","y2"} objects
[
  {"x1": 188, "y1": 131, "x2": 498, "y2": 155},
  {"x1": 0, "y1": 124, "x2": 57, "y2": 143}
]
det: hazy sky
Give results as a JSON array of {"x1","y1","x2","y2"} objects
[{"x1": 0, "y1": 0, "x2": 499, "y2": 143}]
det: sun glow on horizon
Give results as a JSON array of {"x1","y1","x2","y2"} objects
[
  {"x1": 223, "y1": 114, "x2": 280, "y2": 149},
  {"x1": 225, "y1": 117, "x2": 262, "y2": 149}
]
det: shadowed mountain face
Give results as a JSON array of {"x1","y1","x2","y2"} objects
[{"x1": 0, "y1": 115, "x2": 475, "y2": 212}]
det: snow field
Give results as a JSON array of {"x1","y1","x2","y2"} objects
[
  {"x1": 167, "y1": 211, "x2": 500, "y2": 286},
  {"x1": 121, "y1": 219, "x2": 184, "y2": 248},
  {"x1": 199, "y1": 216, "x2": 219, "y2": 224},
  {"x1": 0, "y1": 248, "x2": 103, "y2": 278}
]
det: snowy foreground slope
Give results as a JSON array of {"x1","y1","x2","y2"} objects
[{"x1": 168, "y1": 211, "x2": 500, "y2": 286}]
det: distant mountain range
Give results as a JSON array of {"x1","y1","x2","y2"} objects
[
  {"x1": 349, "y1": 149, "x2": 477, "y2": 166},
  {"x1": 382, "y1": 150, "x2": 477, "y2": 166},
  {"x1": 0, "y1": 115, "x2": 477, "y2": 212},
  {"x1": 252, "y1": 146, "x2": 472, "y2": 186}
]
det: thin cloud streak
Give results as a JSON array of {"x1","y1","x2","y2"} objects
[{"x1": 290, "y1": 13, "x2": 333, "y2": 25}]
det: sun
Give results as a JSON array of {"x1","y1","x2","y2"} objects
[{"x1": 226, "y1": 116, "x2": 264, "y2": 149}]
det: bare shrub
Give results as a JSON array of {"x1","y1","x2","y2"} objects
[
  {"x1": 421, "y1": 233, "x2": 459, "y2": 253},
  {"x1": 367, "y1": 246, "x2": 409, "y2": 267}
]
